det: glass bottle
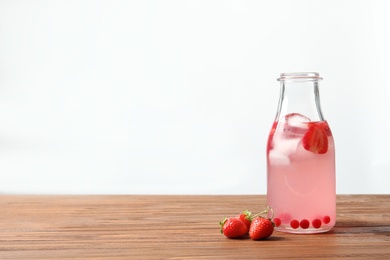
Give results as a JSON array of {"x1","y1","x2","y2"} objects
[{"x1": 266, "y1": 72, "x2": 336, "y2": 234}]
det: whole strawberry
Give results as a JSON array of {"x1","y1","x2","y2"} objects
[
  {"x1": 249, "y1": 217, "x2": 274, "y2": 240},
  {"x1": 236, "y1": 210, "x2": 252, "y2": 230},
  {"x1": 220, "y1": 217, "x2": 248, "y2": 239}
]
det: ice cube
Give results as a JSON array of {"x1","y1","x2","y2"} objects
[
  {"x1": 269, "y1": 149, "x2": 290, "y2": 165},
  {"x1": 283, "y1": 113, "x2": 311, "y2": 138},
  {"x1": 274, "y1": 138, "x2": 301, "y2": 156},
  {"x1": 285, "y1": 113, "x2": 311, "y2": 127}
]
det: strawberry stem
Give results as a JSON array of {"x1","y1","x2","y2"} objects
[
  {"x1": 268, "y1": 206, "x2": 274, "y2": 220},
  {"x1": 250, "y1": 206, "x2": 274, "y2": 220}
]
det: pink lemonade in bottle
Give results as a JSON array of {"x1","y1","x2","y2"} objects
[{"x1": 267, "y1": 73, "x2": 336, "y2": 234}]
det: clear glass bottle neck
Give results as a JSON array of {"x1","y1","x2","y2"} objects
[{"x1": 275, "y1": 80, "x2": 325, "y2": 122}]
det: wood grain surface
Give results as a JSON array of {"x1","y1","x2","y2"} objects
[{"x1": 0, "y1": 195, "x2": 389, "y2": 259}]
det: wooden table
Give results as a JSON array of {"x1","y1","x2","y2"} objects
[{"x1": 0, "y1": 195, "x2": 389, "y2": 259}]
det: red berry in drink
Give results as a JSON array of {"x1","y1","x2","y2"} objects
[
  {"x1": 290, "y1": 219, "x2": 299, "y2": 229},
  {"x1": 267, "y1": 121, "x2": 278, "y2": 151},
  {"x1": 277, "y1": 213, "x2": 292, "y2": 224},
  {"x1": 323, "y1": 216, "x2": 331, "y2": 224},
  {"x1": 312, "y1": 219, "x2": 322, "y2": 229},
  {"x1": 273, "y1": 217, "x2": 282, "y2": 227},
  {"x1": 300, "y1": 219, "x2": 310, "y2": 229}
]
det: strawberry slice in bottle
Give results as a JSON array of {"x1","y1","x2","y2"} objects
[{"x1": 302, "y1": 122, "x2": 328, "y2": 154}]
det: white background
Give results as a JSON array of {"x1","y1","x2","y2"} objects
[{"x1": 0, "y1": 0, "x2": 389, "y2": 194}]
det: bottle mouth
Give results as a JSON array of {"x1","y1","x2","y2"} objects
[{"x1": 277, "y1": 72, "x2": 323, "y2": 82}]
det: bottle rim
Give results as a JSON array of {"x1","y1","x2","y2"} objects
[{"x1": 277, "y1": 72, "x2": 323, "y2": 82}]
